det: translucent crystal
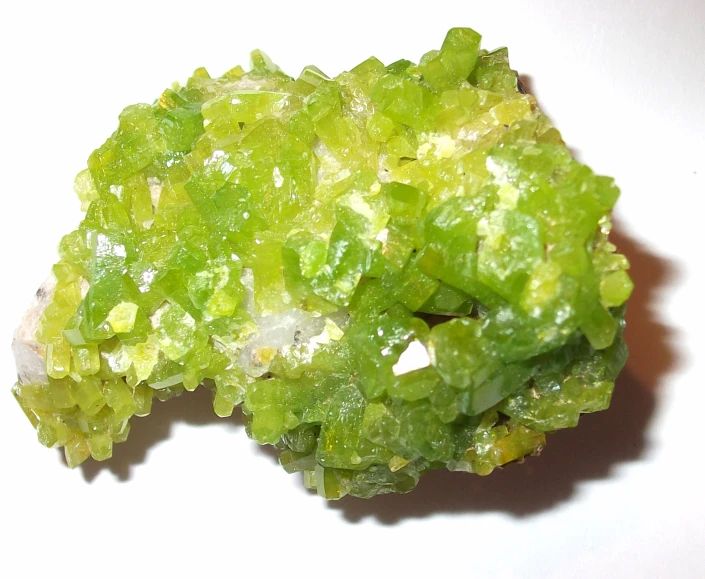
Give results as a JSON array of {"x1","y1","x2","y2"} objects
[{"x1": 11, "y1": 27, "x2": 631, "y2": 499}]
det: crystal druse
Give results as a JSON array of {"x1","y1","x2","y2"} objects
[{"x1": 11, "y1": 28, "x2": 633, "y2": 499}]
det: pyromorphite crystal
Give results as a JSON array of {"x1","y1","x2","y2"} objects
[{"x1": 11, "y1": 28, "x2": 632, "y2": 497}]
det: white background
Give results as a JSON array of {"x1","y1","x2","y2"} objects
[{"x1": 1, "y1": 1, "x2": 703, "y2": 577}]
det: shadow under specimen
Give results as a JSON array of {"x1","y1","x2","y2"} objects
[
  {"x1": 71, "y1": 105, "x2": 675, "y2": 517},
  {"x1": 75, "y1": 220, "x2": 676, "y2": 523}
]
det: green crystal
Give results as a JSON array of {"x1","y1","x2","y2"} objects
[{"x1": 11, "y1": 28, "x2": 632, "y2": 499}]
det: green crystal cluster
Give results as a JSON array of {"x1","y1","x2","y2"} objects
[{"x1": 12, "y1": 28, "x2": 632, "y2": 498}]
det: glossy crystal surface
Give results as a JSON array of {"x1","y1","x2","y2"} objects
[{"x1": 12, "y1": 28, "x2": 631, "y2": 498}]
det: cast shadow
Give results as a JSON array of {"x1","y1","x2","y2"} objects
[
  {"x1": 74, "y1": 78, "x2": 676, "y2": 514},
  {"x1": 76, "y1": 388, "x2": 279, "y2": 482},
  {"x1": 329, "y1": 223, "x2": 678, "y2": 523},
  {"x1": 74, "y1": 225, "x2": 675, "y2": 517}
]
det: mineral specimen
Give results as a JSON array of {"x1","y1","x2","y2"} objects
[{"x1": 11, "y1": 28, "x2": 632, "y2": 499}]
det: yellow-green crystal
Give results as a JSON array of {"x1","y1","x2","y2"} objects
[{"x1": 11, "y1": 28, "x2": 631, "y2": 499}]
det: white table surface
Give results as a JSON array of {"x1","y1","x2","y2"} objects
[{"x1": 1, "y1": 1, "x2": 703, "y2": 577}]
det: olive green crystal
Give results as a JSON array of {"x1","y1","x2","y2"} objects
[{"x1": 11, "y1": 28, "x2": 632, "y2": 498}]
